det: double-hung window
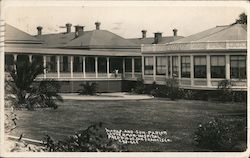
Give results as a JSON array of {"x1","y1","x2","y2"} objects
[{"x1": 194, "y1": 56, "x2": 206, "y2": 78}]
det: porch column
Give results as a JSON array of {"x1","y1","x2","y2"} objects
[
  {"x1": 43, "y1": 56, "x2": 46, "y2": 78},
  {"x1": 132, "y1": 57, "x2": 135, "y2": 78},
  {"x1": 13, "y1": 54, "x2": 17, "y2": 71},
  {"x1": 82, "y1": 56, "x2": 86, "y2": 78},
  {"x1": 57, "y1": 56, "x2": 60, "y2": 78},
  {"x1": 153, "y1": 56, "x2": 156, "y2": 81},
  {"x1": 142, "y1": 56, "x2": 145, "y2": 79},
  {"x1": 107, "y1": 57, "x2": 110, "y2": 78},
  {"x1": 95, "y1": 57, "x2": 98, "y2": 78},
  {"x1": 122, "y1": 58, "x2": 125, "y2": 78},
  {"x1": 178, "y1": 55, "x2": 181, "y2": 79},
  {"x1": 28, "y1": 55, "x2": 32, "y2": 63},
  {"x1": 225, "y1": 55, "x2": 230, "y2": 80},
  {"x1": 166, "y1": 56, "x2": 168, "y2": 79},
  {"x1": 170, "y1": 56, "x2": 173, "y2": 78},
  {"x1": 70, "y1": 56, "x2": 73, "y2": 78},
  {"x1": 190, "y1": 55, "x2": 194, "y2": 86},
  {"x1": 206, "y1": 55, "x2": 211, "y2": 87}
]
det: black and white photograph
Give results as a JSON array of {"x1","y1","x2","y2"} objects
[{"x1": 0, "y1": 0, "x2": 249, "y2": 157}]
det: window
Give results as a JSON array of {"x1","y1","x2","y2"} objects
[
  {"x1": 144, "y1": 56, "x2": 153, "y2": 75},
  {"x1": 73, "y1": 56, "x2": 83, "y2": 72},
  {"x1": 5, "y1": 54, "x2": 14, "y2": 71},
  {"x1": 98, "y1": 57, "x2": 107, "y2": 73},
  {"x1": 134, "y1": 58, "x2": 142, "y2": 72},
  {"x1": 172, "y1": 56, "x2": 179, "y2": 77},
  {"x1": 156, "y1": 56, "x2": 166, "y2": 75},
  {"x1": 211, "y1": 56, "x2": 225, "y2": 78},
  {"x1": 46, "y1": 56, "x2": 56, "y2": 72},
  {"x1": 181, "y1": 56, "x2": 190, "y2": 78},
  {"x1": 60, "y1": 56, "x2": 70, "y2": 72},
  {"x1": 125, "y1": 58, "x2": 132, "y2": 72},
  {"x1": 230, "y1": 55, "x2": 246, "y2": 79},
  {"x1": 194, "y1": 56, "x2": 206, "y2": 78},
  {"x1": 85, "y1": 57, "x2": 95, "y2": 72},
  {"x1": 167, "y1": 56, "x2": 171, "y2": 76}
]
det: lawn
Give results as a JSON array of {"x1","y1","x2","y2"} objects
[{"x1": 9, "y1": 99, "x2": 247, "y2": 152}]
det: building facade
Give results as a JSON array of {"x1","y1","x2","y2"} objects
[
  {"x1": 4, "y1": 22, "x2": 182, "y2": 92},
  {"x1": 141, "y1": 24, "x2": 247, "y2": 91}
]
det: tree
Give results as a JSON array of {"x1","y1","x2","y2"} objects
[
  {"x1": 235, "y1": 12, "x2": 247, "y2": 24},
  {"x1": 5, "y1": 60, "x2": 63, "y2": 110}
]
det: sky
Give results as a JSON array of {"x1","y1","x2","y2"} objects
[{"x1": 4, "y1": 3, "x2": 247, "y2": 38}]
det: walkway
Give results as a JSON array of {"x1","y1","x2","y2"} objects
[{"x1": 60, "y1": 92, "x2": 154, "y2": 101}]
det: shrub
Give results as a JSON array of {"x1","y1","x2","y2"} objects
[
  {"x1": 78, "y1": 82, "x2": 97, "y2": 95},
  {"x1": 132, "y1": 78, "x2": 146, "y2": 94},
  {"x1": 194, "y1": 117, "x2": 246, "y2": 151},
  {"x1": 164, "y1": 78, "x2": 180, "y2": 100},
  {"x1": 42, "y1": 122, "x2": 124, "y2": 152},
  {"x1": 217, "y1": 79, "x2": 233, "y2": 102}
]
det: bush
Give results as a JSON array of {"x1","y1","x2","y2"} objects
[
  {"x1": 132, "y1": 78, "x2": 146, "y2": 94},
  {"x1": 194, "y1": 117, "x2": 246, "y2": 151},
  {"x1": 164, "y1": 78, "x2": 180, "y2": 100},
  {"x1": 78, "y1": 82, "x2": 97, "y2": 95},
  {"x1": 216, "y1": 79, "x2": 233, "y2": 102},
  {"x1": 42, "y1": 122, "x2": 124, "y2": 152}
]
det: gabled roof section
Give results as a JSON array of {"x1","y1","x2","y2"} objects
[
  {"x1": 128, "y1": 36, "x2": 184, "y2": 45},
  {"x1": 197, "y1": 24, "x2": 247, "y2": 42},
  {"x1": 5, "y1": 24, "x2": 44, "y2": 44},
  {"x1": 35, "y1": 32, "x2": 76, "y2": 47},
  {"x1": 65, "y1": 30, "x2": 138, "y2": 49},
  {"x1": 172, "y1": 24, "x2": 247, "y2": 43}
]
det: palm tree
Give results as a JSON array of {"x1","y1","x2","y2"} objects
[{"x1": 5, "y1": 59, "x2": 63, "y2": 110}]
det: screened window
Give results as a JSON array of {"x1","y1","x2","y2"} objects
[
  {"x1": 85, "y1": 57, "x2": 95, "y2": 72},
  {"x1": 73, "y1": 56, "x2": 83, "y2": 72},
  {"x1": 230, "y1": 55, "x2": 246, "y2": 79},
  {"x1": 167, "y1": 56, "x2": 171, "y2": 76},
  {"x1": 98, "y1": 57, "x2": 107, "y2": 73},
  {"x1": 60, "y1": 56, "x2": 70, "y2": 72},
  {"x1": 134, "y1": 58, "x2": 142, "y2": 72},
  {"x1": 125, "y1": 58, "x2": 132, "y2": 72},
  {"x1": 32, "y1": 55, "x2": 43, "y2": 66},
  {"x1": 46, "y1": 56, "x2": 56, "y2": 72},
  {"x1": 5, "y1": 54, "x2": 14, "y2": 71},
  {"x1": 211, "y1": 56, "x2": 225, "y2": 78},
  {"x1": 144, "y1": 56, "x2": 154, "y2": 75},
  {"x1": 194, "y1": 56, "x2": 206, "y2": 78},
  {"x1": 172, "y1": 56, "x2": 179, "y2": 77},
  {"x1": 181, "y1": 56, "x2": 190, "y2": 78},
  {"x1": 156, "y1": 56, "x2": 166, "y2": 75}
]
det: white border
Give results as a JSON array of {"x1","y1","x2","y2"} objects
[{"x1": 0, "y1": 0, "x2": 249, "y2": 158}]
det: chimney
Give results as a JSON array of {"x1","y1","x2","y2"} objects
[
  {"x1": 141, "y1": 30, "x2": 147, "y2": 38},
  {"x1": 37, "y1": 26, "x2": 43, "y2": 35},
  {"x1": 75, "y1": 25, "x2": 84, "y2": 38},
  {"x1": 154, "y1": 32, "x2": 162, "y2": 44},
  {"x1": 173, "y1": 28, "x2": 177, "y2": 37},
  {"x1": 95, "y1": 22, "x2": 101, "y2": 30},
  {"x1": 66, "y1": 23, "x2": 72, "y2": 33}
]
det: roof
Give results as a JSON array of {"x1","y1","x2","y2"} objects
[
  {"x1": 172, "y1": 24, "x2": 247, "y2": 43},
  {"x1": 142, "y1": 24, "x2": 247, "y2": 53},
  {"x1": 128, "y1": 36, "x2": 184, "y2": 45},
  {"x1": 35, "y1": 32, "x2": 76, "y2": 47},
  {"x1": 65, "y1": 30, "x2": 138, "y2": 49},
  {"x1": 5, "y1": 24, "x2": 44, "y2": 44}
]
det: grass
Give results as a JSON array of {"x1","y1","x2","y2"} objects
[{"x1": 9, "y1": 99, "x2": 247, "y2": 152}]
